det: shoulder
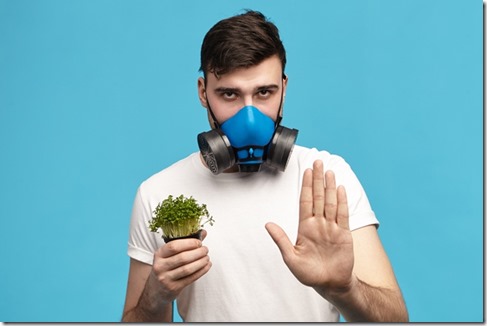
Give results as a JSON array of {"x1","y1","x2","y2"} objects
[
  {"x1": 291, "y1": 145, "x2": 364, "y2": 196},
  {"x1": 292, "y1": 145, "x2": 350, "y2": 171},
  {"x1": 138, "y1": 152, "x2": 202, "y2": 196}
]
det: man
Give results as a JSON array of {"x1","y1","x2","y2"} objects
[{"x1": 122, "y1": 10, "x2": 408, "y2": 322}]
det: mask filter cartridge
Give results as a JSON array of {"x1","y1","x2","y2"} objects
[{"x1": 197, "y1": 106, "x2": 298, "y2": 174}]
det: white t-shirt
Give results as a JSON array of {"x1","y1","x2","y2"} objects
[{"x1": 128, "y1": 145, "x2": 378, "y2": 322}]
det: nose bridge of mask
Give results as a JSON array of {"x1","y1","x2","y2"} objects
[
  {"x1": 221, "y1": 106, "x2": 275, "y2": 146},
  {"x1": 220, "y1": 106, "x2": 275, "y2": 160}
]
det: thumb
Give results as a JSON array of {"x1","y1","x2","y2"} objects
[
  {"x1": 265, "y1": 222, "x2": 294, "y2": 263},
  {"x1": 200, "y1": 229, "x2": 208, "y2": 241}
]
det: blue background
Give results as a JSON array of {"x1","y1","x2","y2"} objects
[{"x1": 0, "y1": 0, "x2": 483, "y2": 322}]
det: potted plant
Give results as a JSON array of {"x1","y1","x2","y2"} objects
[{"x1": 149, "y1": 194, "x2": 215, "y2": 243}]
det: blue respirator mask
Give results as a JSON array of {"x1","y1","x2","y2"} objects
[{"x1": 197, "y1": 89, "x2": 298, "y2": 174}]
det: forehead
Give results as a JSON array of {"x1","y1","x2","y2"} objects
[{"x1": 206, "y1": 55, "x2": 283, "y2": 90}]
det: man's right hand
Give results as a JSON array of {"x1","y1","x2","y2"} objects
[
  {"x1": 122, "y1": 230, "x2": 211, "y2": 322},
  {"x1": 149, "y1": 230, "x2": 212, "y2": 304}
]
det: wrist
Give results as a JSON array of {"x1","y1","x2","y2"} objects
[
  {"x1": 137, "y1": 271, "x2": 173, "y2": 315},
  {"x1": 147, "y1": 270, "x2": 175, "y2": 304},
  {"x1": 315, "y1": 274, "x2": 359, "y2": 304}
]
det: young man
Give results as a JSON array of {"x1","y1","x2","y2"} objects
[{"x1": 122, "y1": 10, "x2": 408, "y2": 322}]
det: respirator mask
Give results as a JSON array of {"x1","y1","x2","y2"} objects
[{"x1": 197, "y1": 86, "x2": 298, "y2": 175}]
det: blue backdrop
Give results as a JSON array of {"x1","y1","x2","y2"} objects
[{"x1": 0, "y1": 0, "x2": 483, "y2": 322}]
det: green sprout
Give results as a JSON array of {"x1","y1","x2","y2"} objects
[{"x1": 149, "y1": 194, "x2": 215, "y2": 240}]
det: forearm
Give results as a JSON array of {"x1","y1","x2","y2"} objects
[
  {"x1": 317, "y1": 276, "x2": 409, "y2": 322},
  {"x1": 122, "y1": 273, "x2": 173, "y2": 322},
  {"x1": 122, "y1": 304, "x2": 172, "y2": 322},
  {"x1": 122, "y1": 301, "x2": 172, "y2": 322}
]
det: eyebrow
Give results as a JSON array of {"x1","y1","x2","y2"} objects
[{"x1": 214, "y1": 84, "x2": 280, "y2": 94}]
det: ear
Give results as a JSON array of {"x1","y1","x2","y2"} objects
[
  {"x1": 279, "y1": 74, "x2": 289, "y2": 119},
  {"x1": 282, "y1": 74, "x2": 288, "y2": 99},
  {"x1": 198, "y1": 77, "x2": 218, "y2": 129},
  {"x1": 197, "y1": 77, "x2": 208, "y2": 108}
]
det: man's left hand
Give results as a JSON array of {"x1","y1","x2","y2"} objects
[{"x1": 266, "y1": 159, "x2": 354, "y2": 294}]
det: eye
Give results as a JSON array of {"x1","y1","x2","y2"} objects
[
  {"x1": 257, "y1": 89, "x2": 273, "y2": 99},
  {"x1": 221, "y1": 91, "x2": 238, "y2": 100}
]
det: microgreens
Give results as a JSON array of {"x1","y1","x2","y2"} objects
[{"x1": 149, "y1": 194, "x2": 215, "y2": 239}]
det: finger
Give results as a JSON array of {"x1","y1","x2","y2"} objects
[
  {"x1": 157, "y1": 238, "x2": 202, "y2": 259},
  {"x1": 172, "y1": 260, "x2": 212, "y2": 290},
  {"x1": 324, "y1": 170, "x2": 337, "y2": 222},
  {"x1": 336, "y1": 185, "x2": 350, "y2": 229},
  {"x1": 165, "y1": 245, "x2": 210, "y2": 271},
  {"x1": 265, "y1": 222, "x2": 295, "y2": 265},
  {"x1": 169, "y1": 254, "x2": 211, "y2": 281},
  {"x1": 151, "y1": 257, "x2": 212, "y2": 302},
  {"x1": 312, "y1": 160, "x2": 325, "y2": 218},
  {"x1": 200, "y1": 229, "x2": 208, "y2": 241},
  {"x1": 171, "y1": 261, "x2": 212, "y2": 292},
  {"x1": 299, "y1": 169, "x2": 314, "y2": 220}
]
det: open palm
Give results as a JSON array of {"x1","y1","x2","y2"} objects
[{"x1": 266, "y1": 160, "x2": 354, "y2": 291}]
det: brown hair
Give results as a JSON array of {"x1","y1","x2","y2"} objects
[{"x1": 199, "y1": 10, "x2": 286, "y2": 78}]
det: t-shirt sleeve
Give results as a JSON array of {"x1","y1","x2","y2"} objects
[
  {"x1": 127, "y1": 185, "x2": 159, "y2": 265},
  {"x1": 334, "y1": 158, "x2": 378, "y2": 231},
  {"x1": 317, "y1": 152, "x2": 379, "y2": 231}
]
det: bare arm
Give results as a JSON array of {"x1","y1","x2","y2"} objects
[
  {"x1": 122, "y1": 259, "x2": 173, "y2": 322},
  {"x1": 317, "y1": 226, "x2": 408, "y2": 322},
  {"x1": 266, "y1": 160, "x2": 408, "y2": 322},
  {"x1": 122, "y1": 233, "x2": 212, "y2": 322}
]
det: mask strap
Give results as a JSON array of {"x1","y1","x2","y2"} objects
[
  {"x1": 275, "y1": 74, "x2": 287, "y2": 126},
  {"x1": 203, "y1": 80, "x2": 222, "y2": 129},
  {"x1": 206, "y1": 99, "x2": 221, "y2": 129}
]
